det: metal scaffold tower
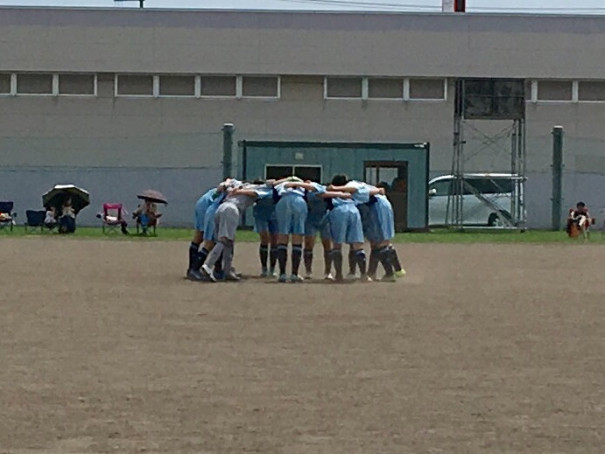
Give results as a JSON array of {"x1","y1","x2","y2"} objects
[{"x1": 447, "y1": 78, "x2": 527, "y2": 229}]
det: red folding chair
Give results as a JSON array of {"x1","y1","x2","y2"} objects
[{"x1": 100, "y1": 203, "x2": 128, "y2": 234}]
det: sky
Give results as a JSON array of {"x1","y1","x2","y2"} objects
[{"x1": 0, "y1": 0, "x2": 604, "y2": 14}]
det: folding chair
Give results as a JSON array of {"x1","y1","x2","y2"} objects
[
  {"x1": 135, "y1": 213, "x2": 161, "y2": 236},
  {"x1": 0, "y1": 201, "x2": 16, "y2": 232},
  {"x1": 100, "y1": 203, "x2": 127, "y2": 234},
  {"x1": 24, "y1": 210, "x2": 47, "y2": 233}
]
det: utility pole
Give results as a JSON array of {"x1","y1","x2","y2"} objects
[
  {"x1": 222, "y1": 123, "x2": 235, "y2": 180},
  {"x1": 552, "y1": 126, "x2": 563, "y2": 230}
]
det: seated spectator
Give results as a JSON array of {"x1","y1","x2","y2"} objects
[
  {"x1": 133, "y1": 199, "x2": 161, "y2": 234},
  {"x1": 58, "y1": 198, "x2": 76, "y2": 234},
  {"x1": 566, "y1": 201, "x2": 593, "y2": 238},
  {"x1": 44, "y1": 206, "x2": 57, "y2": 230}
]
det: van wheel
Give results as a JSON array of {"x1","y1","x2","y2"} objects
[{"x1": 488, "y1": 211, "x2": 511, "y2": 227}]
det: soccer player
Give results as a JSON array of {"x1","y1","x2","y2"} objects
[
  {"x1": 252, "y1": 181, "x2": 279, "y2": 278},
  {"x1": 327, "y1": 176, "x2": 374, "y2": 281},
  {"x1": 326, "y1": 175, "x2": 371, "y2": 283},
  {"x1": 273, "y1": 177, "x2": 308, "y2": 282},
  {"x1": 186, "y1": 179, "x2": 233, "y2": 281},
  {"x1": 201, "y1": 183, "x2": 262, "y2": 282},
  {"x1": 334, "y1": 179, "x2": 405, "y2": 280},
  {"x1": 281, "y1": 180, "x2": 340, "y2": 280},
  {"x1": 186, "y1": 187, "x2": 220, "y2": 281},
  {"x1": 198, "y1": 179, "x2": 240, "y2": 280},
  {"x1": 365, "y1": 189, "x2": 405, "y2": 282}
]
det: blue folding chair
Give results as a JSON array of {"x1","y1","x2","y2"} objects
[
  {"x1": 24, "y1": 210, "x2": 48, "y2": 233},
  {"x1": 0, "y1": 201, "x2": 16, "y2": 232}
]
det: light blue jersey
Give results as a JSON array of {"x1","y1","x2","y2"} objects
[
  {"x1": 194, "y1": 188, "x2": 217, "y2": 231},
  {"x1": 275, "y1": 183, "x2": 307, "y2": 235},
  {"x1": 305, "y1": 183, "x2": 330, "y2": 239},
  {"x1": 345, "y1": 180, "x2": 371, "y2": 205},
  {"x1": 275, "y1": 182, "x2": 306, "y2": 198},
  {"x1": 365, "y1": 194, "x2": 395, "y2": 242},
  {"x1": 202, "y1": 192, "x2": 226, "y2": 241},
  {"x1": 253, "y1": 185, "x2": 277, "y2": 234},
  {"x1": 345, "y1": 181, "x2": 374, "y2": 235}
]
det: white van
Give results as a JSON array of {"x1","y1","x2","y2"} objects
[{"x1": 428, "y1": 173, "x2": 521, "y2": 227}]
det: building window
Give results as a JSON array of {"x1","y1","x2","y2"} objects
[
  {"x1": 200, "y1": 76, "x2": 236, "y2": 97},
  {"x1": 368, "y1": 78, "x2": 403, "y2": 99},
  {"x1": 59, "y1": 74, "x2": 95, "y2": 95},
  {"x1": 537, "y1": 80, "x2": 572, "y2": 101},
  {"x1": 17, "y1": 73, "x2": 53, "y2": 95},
  {"x1": 159, "y1": 75, "x2": 195, "y2": 97},
  {"x1": 0, "y1": 73, "x2": 10, "y2": 94},
  {"x1": 116, "y1": 75, "x2": 153, "y2": 96},
  {"x1": 325, "y1": 77, "x2": 362, "y2": 98},
  {"x1": 409, "y1": 78, "x2": 446, "y2": 100},
  {"x1": 242, "y1": 76, "x2": 279, "y2": 98},
  {"x1": 578, "y1": 81, "x2": 605, "y2": 102}
]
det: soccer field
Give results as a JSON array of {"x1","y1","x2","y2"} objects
[{"x1": 1, "y1": 238, "x2": 604, "y2": 453}]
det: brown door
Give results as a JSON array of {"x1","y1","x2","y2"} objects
[{"x1": 364, "y1": 161, "x2": 408, "y2": 232}]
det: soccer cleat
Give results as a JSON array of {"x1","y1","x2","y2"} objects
[
  {"x1": 269, "y1": 268, "x2": 277, "y2": 278},
  {"x1": 305, "y1": 271, "x2": 313, "y2": 280},
  {"x1": 345, "y1": 273, "x2": 358, "y2": 281},
  {"x1": 324, "y1": 273, "x2": 335, "y2": 281},
  {"x1": 290, "y1": 274, "x2": 304, "y2": 283},
  {"x1": 367, "y1": 273, "x2": 377, "y2": 281},
  {"x1": 201, "y1": 264, "x2": 217, "y2": 282},
  {"x1": 359, "y1": 274, "x2": 373, "y2": 283},
  {"x1": 381, "y1": 274, "x2": 397, "y2": 283},
  {"x1": 278, "y1": 274, "x2": 288, "y2": 283},
  {"x1": 394, "y1": 268, "x2": 407, "y2": 278},
  {"x1": 225, "y1": 272, "x2": 241, "y2": 281},
  {"x1": 260, "y1": 268, "x2": 269, "y2": 278},
  {"x1": 186, "y1": 269, "x2": 204, "y2": 281}
]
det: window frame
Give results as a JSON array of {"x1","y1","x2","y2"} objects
[
  {"x1": 534, "y1": 80, "x2": 574, "y2": 103},
  {"x1": 57, "y1": 73, "x2": 97, "y2": 97},
  {"x1": 367, "y1": 77, "x2": 405, "y2": 101},
  {"x1": 114, "y1": 74, "x2": 155, "y2": 98},
  {"x1": 324, "y1": 76, "x2": 364, "y2": 100},
  {"x1": 577, "y1": 80, "x2": 605, "y2": 103},
  {"x1": 240, "y1": 75, "x2": 281, "y2": 100},
  {"x1": 0, "y1": 73, "x2": 13, "y2": 96},
  {"x1": 407, "y1": 77, "x2": 448, "y2": 102},
  {"x1": 15, "y1": 73, "x2": 55, "y2": 96},
  {"x1": 157, "y1": 74, "x2": 196, "y2": 98},
  {"x1": 264, "y1": 164, "x2": 323, "y2": 182}
]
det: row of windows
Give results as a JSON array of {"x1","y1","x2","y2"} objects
[
  {"x1": 326, "y1": 77, "x2": 447, "y2": 100},
  {"x1": 0, "y1": 74, "x2": 279, "y2": 98},
  {"x1": 527, "y1": 80, "x2": 605, "y2": 102},
  {"x1": 0, "y1": 73, "x2": 447, "y2": 100},
  {"x1": 2, "y1": 73, "x2": 605, "y2": 102},
  {"x1": 0, "y1": 73, "x2": 97, "y2": 96}
]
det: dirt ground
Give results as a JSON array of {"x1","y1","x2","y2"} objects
[{"x1": 1, "y1": 237, "x2": 605, "y2": 453}]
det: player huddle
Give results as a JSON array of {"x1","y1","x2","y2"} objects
[{"x1": 186, "y1": 174, "x2": 405, "y2": 283}]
